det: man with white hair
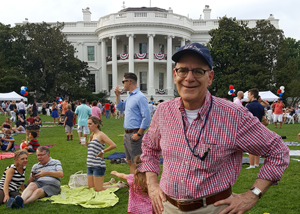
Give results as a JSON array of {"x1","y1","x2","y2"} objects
[{"x1": 233, "y1": 91, "x2": 244, "y2": 106}]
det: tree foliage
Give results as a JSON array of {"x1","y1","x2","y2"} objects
[
  {"x1": 0, "y1": 22, "x2": 91, "y2": 101},
  {"x1": 208, "y1": 17, "x2": 289, "y2": 100}
]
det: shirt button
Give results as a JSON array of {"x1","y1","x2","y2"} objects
[
  {"x1": 181, "y1": 180, "x2": 184, "y2": 183},
  {"x1": 185, "y1": 161, "x2": 188, "y2": 165}
]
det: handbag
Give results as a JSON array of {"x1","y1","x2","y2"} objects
[{"x1": 68, "y1": 171, "x2": 88, "y2": 189}]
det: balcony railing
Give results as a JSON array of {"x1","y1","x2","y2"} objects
[{"x1": 106, "y1": 53, "x2": 167, "y2": 62}]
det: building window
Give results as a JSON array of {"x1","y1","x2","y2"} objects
[
  {"x1": 108, "y1": 74, "x2": 112, "y2": 91},
  {"x1": 159, "y1": 44, "x2": 164, "y2": 54},
  {"x1": 175, "y1": 46, "x2": 180, "y2": 53},
  {"x1": 124, "y1": 44, "x2": 128, "y2": 54},
  {"x1": 87, "y1": 46, "x2": 95, "y2": 61},
  {"x1": 107, "y1": 46, "x2": 112, "y2": 56},
  {"x1": 139, "y1": 43, "x2": 147, "y2": 53},
  {"x1": 159, "y1": 73, "x2": 164, "y2": 89},
  {"x1": 140, "y1": 72, "x2": 147, "y2": 92},
  {"x1": 89, "y1": 74, "x2": 96, "y2": 92}
]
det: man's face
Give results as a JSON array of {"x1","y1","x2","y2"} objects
[
  {"x1": 122, "y1": 77, "x2": 131, "y2": 91},
  {"x1": 36, "y1": 150, "x2": 50, "y2": 165},
  {"x1": 248, "y1": 92, "x2": 254, "y2": 102},
  {"x1": 173, "y1": 54, "x2": 214, "y2": 107}
]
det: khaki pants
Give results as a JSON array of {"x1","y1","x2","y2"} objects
[{"x1": 162, "y1": 195, "x2": 231, "y2": 214}]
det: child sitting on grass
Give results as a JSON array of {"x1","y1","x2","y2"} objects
[
  {"x1": 24, "y1": 132, "x2": 40, "y2": 152},
  {"x1": 58, "y1": 114, "x2": 65, "y2": 126},
  {"x1": 110, "y1": 155, "x2": 152, "y2": 214},
  {"x1": 34, "y1": 115, "x2": 42, "y2": 127},
  {"x1": 0, "y1": 130, "x2": 15, "y2": 151},
  {"x1": 26, "y1": 115, "x2": 35, "y2": 125}
]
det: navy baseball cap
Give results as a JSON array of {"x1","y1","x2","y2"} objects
[{"x1": 172, "y1": 43, "x2": 213, "y2": 70}]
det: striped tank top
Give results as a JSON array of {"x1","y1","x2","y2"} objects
[
  {"x1": 0, "y1": 164, "x2": 26, "y2": 192},
  {"x1": 87, "y1": 138, "x2": 106, "y2": 168}
]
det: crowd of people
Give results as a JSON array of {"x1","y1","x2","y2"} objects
[{"x1": 0, "y1": 42, "x2": 292, "y2": 213}]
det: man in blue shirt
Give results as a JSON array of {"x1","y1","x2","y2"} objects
[
  {"x1": 75, "y1": 99, "x2": 92, "y2": 144},
  {"x1": 246, "y1": 88, "x2": 265, "y2": 169},
  {"x1": 115, "y1": 73, "x2": 151, "y2": 174}
]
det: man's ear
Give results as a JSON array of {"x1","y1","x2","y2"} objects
[{"x1": 207, "y1": 70, "x2": 214, "y2": 86}]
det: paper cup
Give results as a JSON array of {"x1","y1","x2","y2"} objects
[{"x1": 80, "y1": 137, "x2": 86, "y2": 145}]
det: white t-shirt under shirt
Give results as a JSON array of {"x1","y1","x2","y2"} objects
[{"x1": 185, "y1": 108, "x2": 200, "y2": 125}]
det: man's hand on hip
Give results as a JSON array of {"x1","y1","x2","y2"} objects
[
  {"x1": 148, "y1": 183, "x2": 165, "y2": 214},
  {"x1": 214, "y1": 190, "x2": 259, "y2": 214},
  {"x1": 131, "y1": 133, "x2": 141, "y2": 141}
]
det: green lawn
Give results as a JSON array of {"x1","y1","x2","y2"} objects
[{"x1": 0, "y1": 113, "x2": 299, "y2": 214}]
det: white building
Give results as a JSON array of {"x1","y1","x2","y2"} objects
[{"x1": 20, "y1": 5, "x2": 279, "y2": 102}]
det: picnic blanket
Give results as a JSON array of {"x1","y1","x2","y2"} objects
[
  {"x1": 0, "y1": 153, "x2": 15, "y2": 160},
  {"x1": 285, "y1": 142, "x2": 300, "y2": 146},
  {"x1": 15, "y1": 144, "x2": 56, "y2": 149},
  {"x1": 39, "y1": 185, "x2": 119, "y2": 209},
  {"x1": 104, "y1": 152, "x2": 126, "y2": 159}
]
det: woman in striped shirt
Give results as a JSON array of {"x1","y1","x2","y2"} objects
[
  {"x1": 0, "y1": 150, "x2": 28, "y2": 206},
  {"x1": 86, "y1": 116, "x2": 117, "y2": 192}
]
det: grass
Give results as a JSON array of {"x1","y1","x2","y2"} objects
[{"x1": 0, "y1": 114, "x2": 299, "y2": 214}]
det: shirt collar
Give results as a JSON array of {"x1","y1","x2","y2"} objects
[
  {"x1": 177, "y1": 90, "x2": 212, "y2": 121},
  {"x1": 129, "y1": 88, "x2": 140, "y2": 96}
]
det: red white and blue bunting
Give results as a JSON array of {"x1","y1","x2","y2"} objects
[
  {"x1": 155, "y1": 89, "x2": 167, "y2": 95},
  {"x1": 154, "y1": 54, "x2": 165, "y2": 60},
  {"x1": 120, "y1": 54, "x2": 129, "y2": 60},
  {"x1": 135, "y1": 53, "x2": 147, "y2": 59}
]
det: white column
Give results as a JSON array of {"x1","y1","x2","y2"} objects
[
  {"x1": 128, "y1": 34, "x2": 134, "y2": 73},
  {"x1": 111, "y1": 36, "x2": 118, "y2": 94},
  {"x1": 101, "y1": 39, "x2": 107, "y2": 91},
  {"x1": 181, "y1": 38, "x2": 186, "y2": 47},
  {"x1": 167, "y1": 35, "x2": 174, "y2": 96},
  {"x1": 147, "y1": 34, "x2": 155, "y2": 95}
]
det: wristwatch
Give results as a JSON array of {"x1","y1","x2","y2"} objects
[
  {"x1": 101, "y1": 150, "x2": 105, "y2": 153},
  {"x1": 250, "y1": 187, "x2": 262, "y2": 199},
  {"x1": 137, "y1": 133, "x2": 142, "y2": 137}
]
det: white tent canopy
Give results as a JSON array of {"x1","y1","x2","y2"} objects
[
  {"x1": 0, "y1": 91, "x2": 28, "y2": 102},
  {"x1": 240, "y1": 90, "x2": 279, "y2": 102}
]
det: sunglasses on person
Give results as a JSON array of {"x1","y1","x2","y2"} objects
[{"x1": 122, "y1": 79, "x2": 130, "y2": 84}]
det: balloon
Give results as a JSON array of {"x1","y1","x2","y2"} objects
[
  {"x1": 279, "y1": 96, "x2": 282, "y2": 99},
  {"x1": 20, "y1": 90, "x2": 25, "y2": 95},
  {"x1": 59, "y1": 102, "x2": 61, "y2": 104},
  {"x1": 232, "y1": 93, "x2": 235, "y2": 96},
  {"x1": 228, "y1": 91, "x2": 232, "y2": 95},
  {"x1": 232, "y1": 89, "x2": 236, "y2": 93},
  {"x1": 59, "y1": 97, "x2": 61, "y2": 99},
  {"x1": 277, "y1": 89, "x2": 281, "y2": 94},
  {"x1": 20, "y1": 141, "x2": 27, "y2": 150},
  {"x1": 266, "y1": 100, "x2": 268, "y2": 102},
  {"x1": 24, "y1": 91, "x2": 28, "y2": 96},
  {"x1": 279, "y1": 93, "x2": 283, "y2": 96},
  {"x1": 21, "y1": 86, "x2": 25, "y2": 91},
  {"x1": 281, "y1": 89, "x2": 284, "y2": 94},
  {"x1": 280, "y1": 86, "x2": 285, "y2": 90},
  {"x1": 59, "y1": 99, "x2": 62, "y2": 102},
  {"x1": 230, "y1": 89, "x2": 234, "y2": 93},
  {"x1": 24, "y1": 87, "x2": 27, "y2": 90},
  {"x1": 56, "y1": 97, "x2": 59, "y2": 100},
  {"x1": 229, "y1": 85, "x2": 234, "y2": 89}
]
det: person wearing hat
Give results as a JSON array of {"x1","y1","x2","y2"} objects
[{"x1": 137, "y1": 43, "x2": 289, "y2": 214}]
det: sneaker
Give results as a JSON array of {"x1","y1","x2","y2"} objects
[
  {"x1": 246, "y1": 166, "x2": 255, "y2": 169},
  {"x1": 117, "y1": 181, "x2": 128, "y2": 188},
  {"x1": 11, "y1": 195, "x2": 23, "y2": 209},
  {"x1": 6, "y1": 197, "x2": 14, "y2": 208},
  {"x1": 109, "y1": 178, "x2": 116, "y2": 184},
  {"x1": 254, "y1": 164, "x2": 259, "y2": 167}
]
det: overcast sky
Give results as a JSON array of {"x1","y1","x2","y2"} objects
[{"x1": 1, "y1": 0, "x2": 299, "y2": 40}]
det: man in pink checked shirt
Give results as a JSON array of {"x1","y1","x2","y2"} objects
[{"x1": 137, "y1": 42, "x2": 289, "y2": 214}]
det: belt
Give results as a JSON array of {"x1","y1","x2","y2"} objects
[
  {"x1": 124, "y1": 128, "x2": 139, "y2": 133},
  {"x1": 166, "y1": 187, "x2": 232, "y2": 212}
]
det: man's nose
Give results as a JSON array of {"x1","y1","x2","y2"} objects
[{"x1": 185, "y1": 70, "x2": 196, "y2": 81}]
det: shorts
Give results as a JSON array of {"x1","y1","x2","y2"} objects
[
  {"x1": 124, "y1": 132, "x2": 143, "y2": 162},
  {"x1": 77, "y1": 126, "x2": 90, "y2": 135},
  {"x1": 87, "y1": 166, "x2": 106, "y2": 177},
  {"x1": 273, "y1": 114, "x2": 283, "y2": 122},
  {"x1": 65, "y1": 125, "x2": 73, "y2": 133},
  {"x1": 35, "y1": 180, "x2": 61, "y2": 197}
]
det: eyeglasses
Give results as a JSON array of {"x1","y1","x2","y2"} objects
[
  {"x1": 16, "y1": 151, "x2": 28, "y2": 157},
  {"x1": 175, "y1": 67, "x2": 210, "y2": 78},
  {"x1": 37, "y1": 153, "x2": 47, "y2": 157},
  {"x1": 5, "y1": 134, "x2": 10, "y2": 136},
  {"x1": 122, "y1": 80, "x2": 129, "y2": 84}
]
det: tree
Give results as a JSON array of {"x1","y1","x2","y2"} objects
[
  {"x1": 208, "y1": 17, "x2": 286, "y2": 99},
  {"x1": 20, "y1": 22, "x2": 90, "y2": 101}
]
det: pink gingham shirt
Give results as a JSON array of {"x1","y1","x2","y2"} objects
[
  {"x1": 138, "y1": 90, "x2": 289, "y2": 200},
  {"x1": 126, "y1": 174, "x2": 152, "y2": 214}
]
